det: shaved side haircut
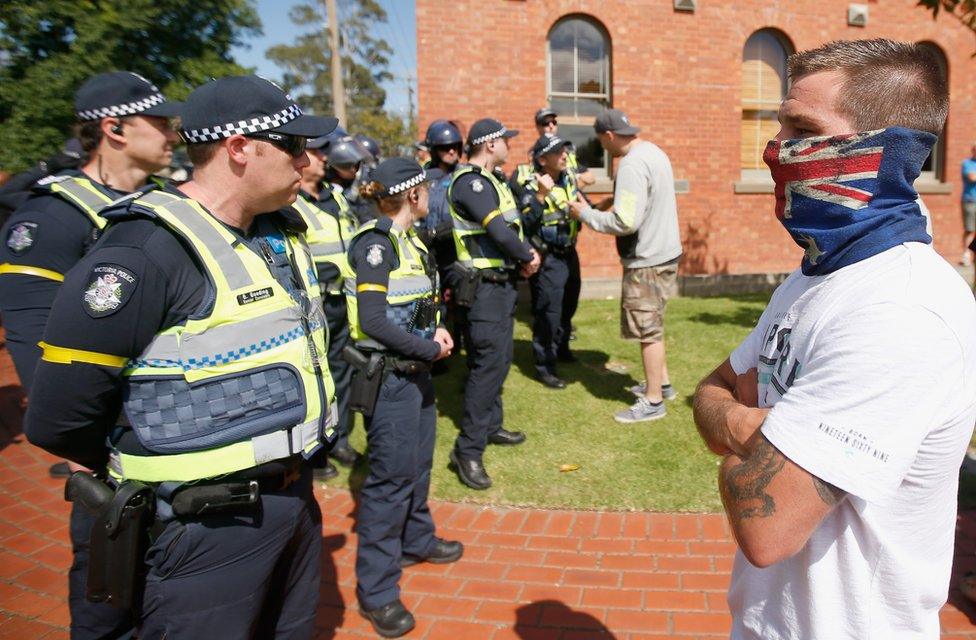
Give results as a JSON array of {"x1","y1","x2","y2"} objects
[{"x1": 788, "y1": 39, "x2": 948, "y2": 136}]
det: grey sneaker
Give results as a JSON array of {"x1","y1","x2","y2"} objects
[
  {"x1": 614, "y1": 397, "x2": 667, "y2": 423},
  {"x1": 630, "y1": 381, "x2": 678, "y2": 401}
]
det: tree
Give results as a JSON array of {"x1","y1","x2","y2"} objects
[
  {"x1": 918, "y1": 0, "x2": 976, "y2": 32},
  {"x1": 0, "y1": 0, "x2": 261, "y2": 172},
  {"x1": 265, "y1": 1, "x2": 414, "y2": 156}
]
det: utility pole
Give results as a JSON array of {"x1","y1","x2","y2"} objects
[
  {"x1": 406, "y1": 74, "x2": 416, "y2": 135},
  {"x1": 324, "y1": 0, "x2": 346, "y2": 127}
]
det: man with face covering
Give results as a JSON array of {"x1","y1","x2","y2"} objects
[{"x1": 692, "y1": 39, "x2": 976, "y2": 640}]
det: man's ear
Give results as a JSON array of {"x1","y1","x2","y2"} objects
[
  {"x1": 225, "y1": 135, "x2": 249, "y2": 165},
  {"x1": 101, "y1": 118, "x2": 125, "y2": 143}
]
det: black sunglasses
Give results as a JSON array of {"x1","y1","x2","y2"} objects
[{"x1": 245, "y1": 131, "x2": 307, "y2": 158}]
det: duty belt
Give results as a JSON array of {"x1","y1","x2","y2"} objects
[
  {"x1": 479, "y1": 268, "x2": 515, "y2": 284},
  {"x1": 385, "y1": 358, "x2": 431, "y2": 375}
]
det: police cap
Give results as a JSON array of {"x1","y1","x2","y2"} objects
[
  {"x1": 534, "y1": 108, "x2": 558, "y2": 125},
  {"x1": 74, "y1": 71, "x2": 183, "y2": 122},
  {"x1": 467, "y1": 118, "x2": 519, "y2": 146},
  {"x1": 179, "y1": 76, "x2": 338, "y2": 144},
  {"x1": 531, "y1": 134, "x2": 572, "y2": 159},
  {"x1": 369, "y1": 157, "x2": 431, "y2": 196}
]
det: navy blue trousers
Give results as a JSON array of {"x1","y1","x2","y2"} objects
[
  {"x1": 530, "y1": 248, "x2": 580, "y2": 376},
  {"x1": 68, "y1": 504, "x2": 134, "y2": 640},
  {"x1": 356, "y1": 371, "x2": 437, "y2": 610},
  {"x1": 454, "y1": 279, "x2": 517, "y2": 461},
  {"x1": 324, "y1": 293, "x2": 353, "y2": 448},
  {"x1": 139, "y1": 468, "x2": 322, "y2": 639}
]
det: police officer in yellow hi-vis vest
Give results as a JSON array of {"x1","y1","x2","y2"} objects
[
  {"x1": 0, "y1": 70, "x2": 181, "y2": 640},
  {"x1": 292, "y1": 134, "x2": 362, "y2": 476},
  {"x1": 344, "y1": 157, "x2": 461, "y2": 638},
  {"x1": 25, "y1": 75, "x2": 338, "y2": 639},
  {"x1": 447, "y1": 119, "x2": 541, "y2": 491},
  {"x1": 510, "y1": 135, "x2": 583, "y2": 390}
]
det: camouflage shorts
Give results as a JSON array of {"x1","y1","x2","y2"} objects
[{"x1": 620, "y1": 264, "x2": 678, "y2": 343}]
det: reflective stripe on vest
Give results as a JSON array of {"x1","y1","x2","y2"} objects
[
  {"x1": 540, "y1": 173, "x2": 581, "y2": 242},
  {"x1": 113, "y1": 189, "x2": 335, "y2": 482},
  {"x1": 344, "y1": 220, "x2": 436, "y2": 350},
  {"x1": 291, "y1": 191, "x2": 357, "y2": 295},
  {"x1": 45, "y1": 176, "x2": 113, "y2": 229},
  {"x1": 447, "y1": 165, "x2": 523, "y2": 270}
]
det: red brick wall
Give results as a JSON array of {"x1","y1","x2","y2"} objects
[{"x1": 417, "y1": 0, "x2": 976, "y2": 279}]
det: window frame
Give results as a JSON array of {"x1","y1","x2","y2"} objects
[
  {"x1": 916, "y1": 41, "x2": 948, "y2": 185},
  {"x1": 546, "y1": 15, "x2": 612, "y2": 181},
  {"x1": 739, "y1": 28, "x2": 794, "y2": 183}
]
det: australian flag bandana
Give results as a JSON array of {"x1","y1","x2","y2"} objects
[{"x1": 763, "y1": 127, "x2": 935, "y2": 276}]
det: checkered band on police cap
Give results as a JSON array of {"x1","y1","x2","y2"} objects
[
  {"x1": 76, "y1": 92, "x2": 167, "y2": 121},
  {"x1": 371, "y1": 157, "x2": 428, "y2": 196},
  {"x1": 387, "y1": 168, "x2": 427, "y2": 195},
  {"x1": 180, "y1": 103, "x2": 304, "y2": 143},
  {"x1": 471, "y1": 127, "x2": 509, "y2": 146}
]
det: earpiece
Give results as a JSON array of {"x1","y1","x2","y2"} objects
[{"x1": 111, "y1": 121, "x2": 124, "y2": 136}]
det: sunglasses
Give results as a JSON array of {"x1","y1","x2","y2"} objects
[{"x1": 245, "y1": 131, "x2": 307, "y2": 158}]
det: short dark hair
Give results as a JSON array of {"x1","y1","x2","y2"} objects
[
  {"x1": 76, "y1": 120, "x2": 104, "y2": 154},
  {"x1": 185, "y1": 142, "x2": 221, "y2": 167},
  {"x1": 788, "y1": 39, "x2": 948, "y2": 136}
]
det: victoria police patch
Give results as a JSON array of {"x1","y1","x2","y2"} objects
[
  {"x1": 83, "y1": 263, "x2": 137, "y2": 318},
  {"x1": 366, "y1": 243, "x2": 386, "y2": 267},
  {"x1": 6, "y1": 222, "x2": 37, "y2": 254},
  {"x1": 471, "y1": 179, "x2": 484, "y2": 193}
]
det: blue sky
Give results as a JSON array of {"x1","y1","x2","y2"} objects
[{"x1": 231, "y1": 0, "x2": 417, "y2": 117}]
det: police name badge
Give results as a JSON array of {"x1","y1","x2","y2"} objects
[
  {"x1": 366, "y1": 243, "x2": 386, "y2": 267},
  {"x1": 83, "y1": 263, "x2": 137, "y2": 318},
  {"x1": 6, "y1": 222, "x2": 37, "y2": 254},
  {"x1": 471, "y1": 179, "x2": 484, "y2": 193}
]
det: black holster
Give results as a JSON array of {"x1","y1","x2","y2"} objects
[
  {"x1": 80, "y1": 479, "x2": 154, "y2": 610},
  {"x1": 451, "y1": 264, "x2": 480, "y2": 307},
  {"x1": 342, "y1": 345, "x2": 387, "y2": 417}
]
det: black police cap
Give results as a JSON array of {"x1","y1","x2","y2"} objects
[
  {"x1": 74, "y1": 71, "x2": 182, "y2": 122},
  {"x1": 179, "y1": 76, "x2": 338, "y2": 144},
  {"x1": 531, "y1": 134, "x2": 572, "y2": 158},
  {"x1": 534, "y1": 108, "x2": 558, "y2": 125},
  {"x1": 467, "y1": 118, "x2": 519, "y2": 146},
  {"x1": 370, "y1": 157, "x2": 430, "y2": 196}
]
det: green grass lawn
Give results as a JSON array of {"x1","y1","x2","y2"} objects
[{"x1": 329, "y1": 293, "x2": 768, "y2": 513}]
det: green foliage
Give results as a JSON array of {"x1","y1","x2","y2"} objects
[
  {"x1": 918, "y1": 0, "x2": 976, "y2": 31},
  {"x1": 328, "y1": 294, "x2": 771, "y2": 512},
  {"x1": 0, "y1": 0, "x2": 261, "y2": 172},
  {"x1": 266, "y1": 1, "x2": 414, "y2": 155}
]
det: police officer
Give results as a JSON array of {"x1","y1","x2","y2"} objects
[
  {"x1": 346, "y1": 158, "x2": 462, "y2": 637},
  {"x1": 0, "y1": 71, "x2": 181, "y2": 395},
  {"x1": 447, "y1": 118, "x2": 540, "y2": 490},
  {"x1": 511, "y1": 135, "x2": 582, "y2": 389},
  {"x1": 25, "y1": 75, "x2": 339, "y2": 638},
  {"x1": 293, "y1": 134, "x2": 362, "y2": 471},
  {"x1": 0, "y1": 71, "x2": 181, "y2": 640},
  {"x1": 527, "y1": 107, "x2": 595, "y2": 187}
]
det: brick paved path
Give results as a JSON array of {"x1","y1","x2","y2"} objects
[{"x1": 1, "y1": 342, "x2": 975, "y2": 638}]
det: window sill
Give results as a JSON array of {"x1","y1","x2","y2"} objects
[
  {"x1": 733, "y1": 181, "x2": 774, "y2": 194},
  {"x1": 582, "y1": 177, "x2": 614, "y2": 193},
  {"x1": 915, "y1": 181, "x2": 953, "y2": 195}
]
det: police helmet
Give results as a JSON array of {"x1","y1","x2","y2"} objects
[
  {"x1": 424, "y1": 120, "x2": 463, "y2": 148},
  {"x1": 327, "y1": 136, "x2": 366, "y2": 167},
  {"x1": 354, "y1": 133, "x2": 381, "y2": 162}
]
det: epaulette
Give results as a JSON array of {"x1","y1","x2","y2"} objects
[
  {"x1": 278, "y1": 206, "x2": 309, "y2": 234},
  {"x1": 100, "y1": 183, "x2": 161, "y2": 222}
]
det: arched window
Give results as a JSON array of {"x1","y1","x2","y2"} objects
[
  {"x1": 741, "y1": 30, "x2": 792, "y2": 179},
  {"x1": 548, "y1": 16, "x2": 611, "y2": 177},
  {"x1": 917, "y1": 41, "x2": 948, "y2": 183}
]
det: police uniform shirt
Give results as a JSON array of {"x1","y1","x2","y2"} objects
[
  {"x1": 0, "y1": 171, "x2": 118, "y2": 324},
  {"x1": 350, "y1": 229, "x2": 441, "y2": 362},
  {"x1": 24, "y1": 185, "x2": 305, "y2": 470},
  {"x1": 449, "y1": 170, "x2": 533, "y2": 264},
  {"x1": 306, "y1": 188, "x2": 348, "y2": 288}
]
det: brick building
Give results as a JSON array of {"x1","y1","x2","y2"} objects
[{"x1": 416, "y1": 0, "x2": 976, "y2": 283}]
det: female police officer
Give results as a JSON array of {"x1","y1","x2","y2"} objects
[{"x1": 344, "y1": 157, "x2": 462, "y2": 638}]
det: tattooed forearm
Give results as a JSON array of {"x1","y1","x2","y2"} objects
[
  {"x1": 812, "y1": 475, "x2": 845, "y2": 506},
  {"x1": 720, "y1": 436, "x2": 785, "y2": 521}
]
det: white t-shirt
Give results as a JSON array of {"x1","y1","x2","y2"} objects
[{"x1": 728, "y1": 242, "x2": 976, "y2": 640}]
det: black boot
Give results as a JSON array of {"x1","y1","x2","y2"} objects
[
  {"x1": 360, "y1": 599, "x2": 415, "y2": 638},
  {"x1": 401, "y1": 538, "x2": 464, "y2": 567},
  {"x1": 449, "y1": 450, "x2": 492, "y2": 490}
]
